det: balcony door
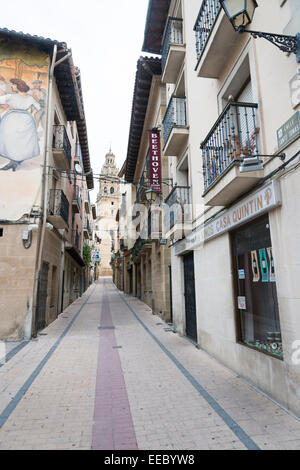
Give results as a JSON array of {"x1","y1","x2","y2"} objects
[
  {"x1": 36, "y1": 261, "x2": 49, "y2": 332},
  {"x1": 235, "y1": 80, "x2": 257, "y2": 157}
]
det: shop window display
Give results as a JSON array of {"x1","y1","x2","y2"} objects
[{"x1": 232, "y1": 215, "x2": 283, "y2": 359}]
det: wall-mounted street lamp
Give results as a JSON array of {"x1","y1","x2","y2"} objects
[
  {"x1": 145, "y1": 188, "x2": 160, "y2": 204},
  {"x1": 137, "y1": 179, "x2": 174, "y2": 205},
  {"x1": 219, "y1": 0, "x2": 300, "y2": 62},
  {"x1": 239, "y1": 152, "x2": 286, "y2": 173}
]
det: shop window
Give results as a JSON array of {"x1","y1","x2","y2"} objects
[{"x1": 232, "y1": 215, "x2": 283, "y2": 359}]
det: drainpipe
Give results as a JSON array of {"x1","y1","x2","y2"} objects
[{"x1": 31, "y1": 45, "x2": 72, "y2": 338}]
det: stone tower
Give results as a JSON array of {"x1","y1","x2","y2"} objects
[{"x1": 95, "y1": 150, "x2": 120, "y2": 277}]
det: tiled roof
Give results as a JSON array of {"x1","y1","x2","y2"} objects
[
  {"x1": 142, "y1": 0, "x2": 171, "y2": 54},
  {"x1": 125, "y1": 56, "x2": 161, "y2": 183},
  {"x1": 75, "y1": 68, "x2": 94, "y2": 190},
  {"x1": 0, "y1": 27, "x2": 64, "y2": 49}
]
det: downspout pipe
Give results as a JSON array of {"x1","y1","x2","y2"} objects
[{"x1": 31, "y1": 45, "x2": 72, "y2": 338}]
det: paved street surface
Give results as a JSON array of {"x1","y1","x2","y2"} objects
[{"x1": 1, "y1": 278, "x2": 300, "y2": 450}]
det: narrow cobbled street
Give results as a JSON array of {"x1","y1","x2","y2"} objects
[{"x1": 1, "y1": 278, "x2": 300, "y2": 451}]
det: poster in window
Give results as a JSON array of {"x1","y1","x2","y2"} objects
[
  {"x1": 259, "y1": 248, "x2": 269, "y2": 282},
  {"x1": 251, "y1": 250, "x2": 260, "y2": 282},
  {"x1": 238, "y1": 269, "x2": 245, "y2": 280},
  {"x1": 267, "y1": 247, "x2": 276, "y2": 282},
  {"x1": 238, "y1": 296, "x2": 247, "y2": 310}
]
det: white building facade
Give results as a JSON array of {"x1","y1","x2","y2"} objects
[{"x1": 143, "y1": 0, "x2": 300, "y2": 417}]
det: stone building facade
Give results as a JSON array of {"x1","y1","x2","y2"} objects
[
  {"x1": 95, "y1": 151, "x2": 120, "y2": 277},
  {"x1": 0, "y1": 28, "x2": 94, "y2": 340}
]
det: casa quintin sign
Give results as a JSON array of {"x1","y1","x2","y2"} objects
[
  {"x1": 149, "y1": 129, "x2": 162, "y2": 193},
  {"x1": 204, "y1": 181, "x2": 282, "y2": 241},
  {"x1": 174, "y1": 181, "x2": 282, "y2": 255}
]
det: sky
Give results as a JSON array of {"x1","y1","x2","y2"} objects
[{"x1": 0, "y1": 0, "x2": 154, "y2": 202}]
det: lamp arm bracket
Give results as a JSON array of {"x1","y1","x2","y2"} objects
[
  {"x1": 240, "y1": 28, "x2": 300, "y2": 61},
  {"x1": 250, "y1": 153, "x2": 286, "y2": 161}
]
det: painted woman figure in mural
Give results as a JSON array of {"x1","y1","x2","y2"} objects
[{"x1": 0, "y1": 78, "x2": 41, "y2": 171}]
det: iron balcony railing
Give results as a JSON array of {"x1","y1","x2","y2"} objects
[
  {"x1": 161, "y1": 17, "x2": 184, "y2": 72},
  {"x1": 48, "y1": 189, "x2": 69, "y2": 227},
  {"x1": 194, "y1": 0, "x2": 221, "y2": 60},
  {"x1": 201, "y1": 101, "x2": 259, "y2": 191},
  {"x1": 163, "y1": 96, "x2": 187, "y2": 146},
  {"x1": 165, "y1": 186, "x2": 191, "y2": 230},
  {"x1": 52, "y1": 125, "x2": 71, "y2": 168}
]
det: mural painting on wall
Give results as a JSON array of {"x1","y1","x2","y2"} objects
[{"x1": 0, "y1": 39, "x2": 49, "y2": 221}]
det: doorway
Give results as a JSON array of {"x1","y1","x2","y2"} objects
[
  {"x1": 36, "y1": 261, "x2": 49, "y2": 332},
  {"x1": 183, "y1": 252, "x2": 197, "y2": 342}
]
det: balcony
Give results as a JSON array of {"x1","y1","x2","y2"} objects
[
  {"x1": 131, "y1": 238, "x2": 151, "y2": 262},
  {"x1": 52, "y1": 125, "x2": 71, "y2": 170},
  {"x1": 91, "y1": 204, "x2": 97, "y2": 220},
  {"x1": 83, "y1": 222, "x2": 89, "y2": 240},
  {"x1": 72, "y1": 186, "x2": 82, "y2": 213},
  {"x1": 84, "y1": 199, "x2": 90, "y2": 214},
  {"x1": 72, "y1": 230, "x2": 80, "y2": 252},
  {"x1": 164, "y1": 186, "x2": 192, "y2": 239},
  {"x1": 194, "y1": 0, "x2": 240, "y2": 78},
  {"x1": 161, "y1": 17, "x2": 185, "y2": 84},
  {"x1": 163, "y1": 96, "x2": 189, "y2": 156},
  {"x1": 83, "y1": 219, "x2": 92, "y2": 239},
  {"x1": 48, "y1": 189, "x2": 69, "y2": 229},
  {"x1": 201, "y1": 101, "x2": 262, "y2": 206}
]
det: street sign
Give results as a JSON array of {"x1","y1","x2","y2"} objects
[{"x1": 277, "y1": 111, "x2": 300, "y2": 150}]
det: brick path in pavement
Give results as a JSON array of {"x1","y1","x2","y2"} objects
[{"x1": 1, "y1": 278, "x2": 300, "y2": 450}]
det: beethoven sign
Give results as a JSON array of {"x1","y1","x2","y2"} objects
[{"x1": 149, "y1": 129, "x2": 162, "y2": 192}]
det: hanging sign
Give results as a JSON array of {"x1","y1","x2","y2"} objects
[{"x1": 149, "y1": 129, "x2": 162, "y2": 193}]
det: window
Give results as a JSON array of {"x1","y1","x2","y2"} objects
[
  {"x1": 110, "y1": 187, "x2": 114, "y2": 194},
  {"x1": 104, "y1": 187, "x2": 108, "y2": 194},
  {"x1": 232, "y1": 216, "x2": 282, "y2": 359},
  {"x1": 0, "y1": 228, "x2": 3, "y2": 237}
]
